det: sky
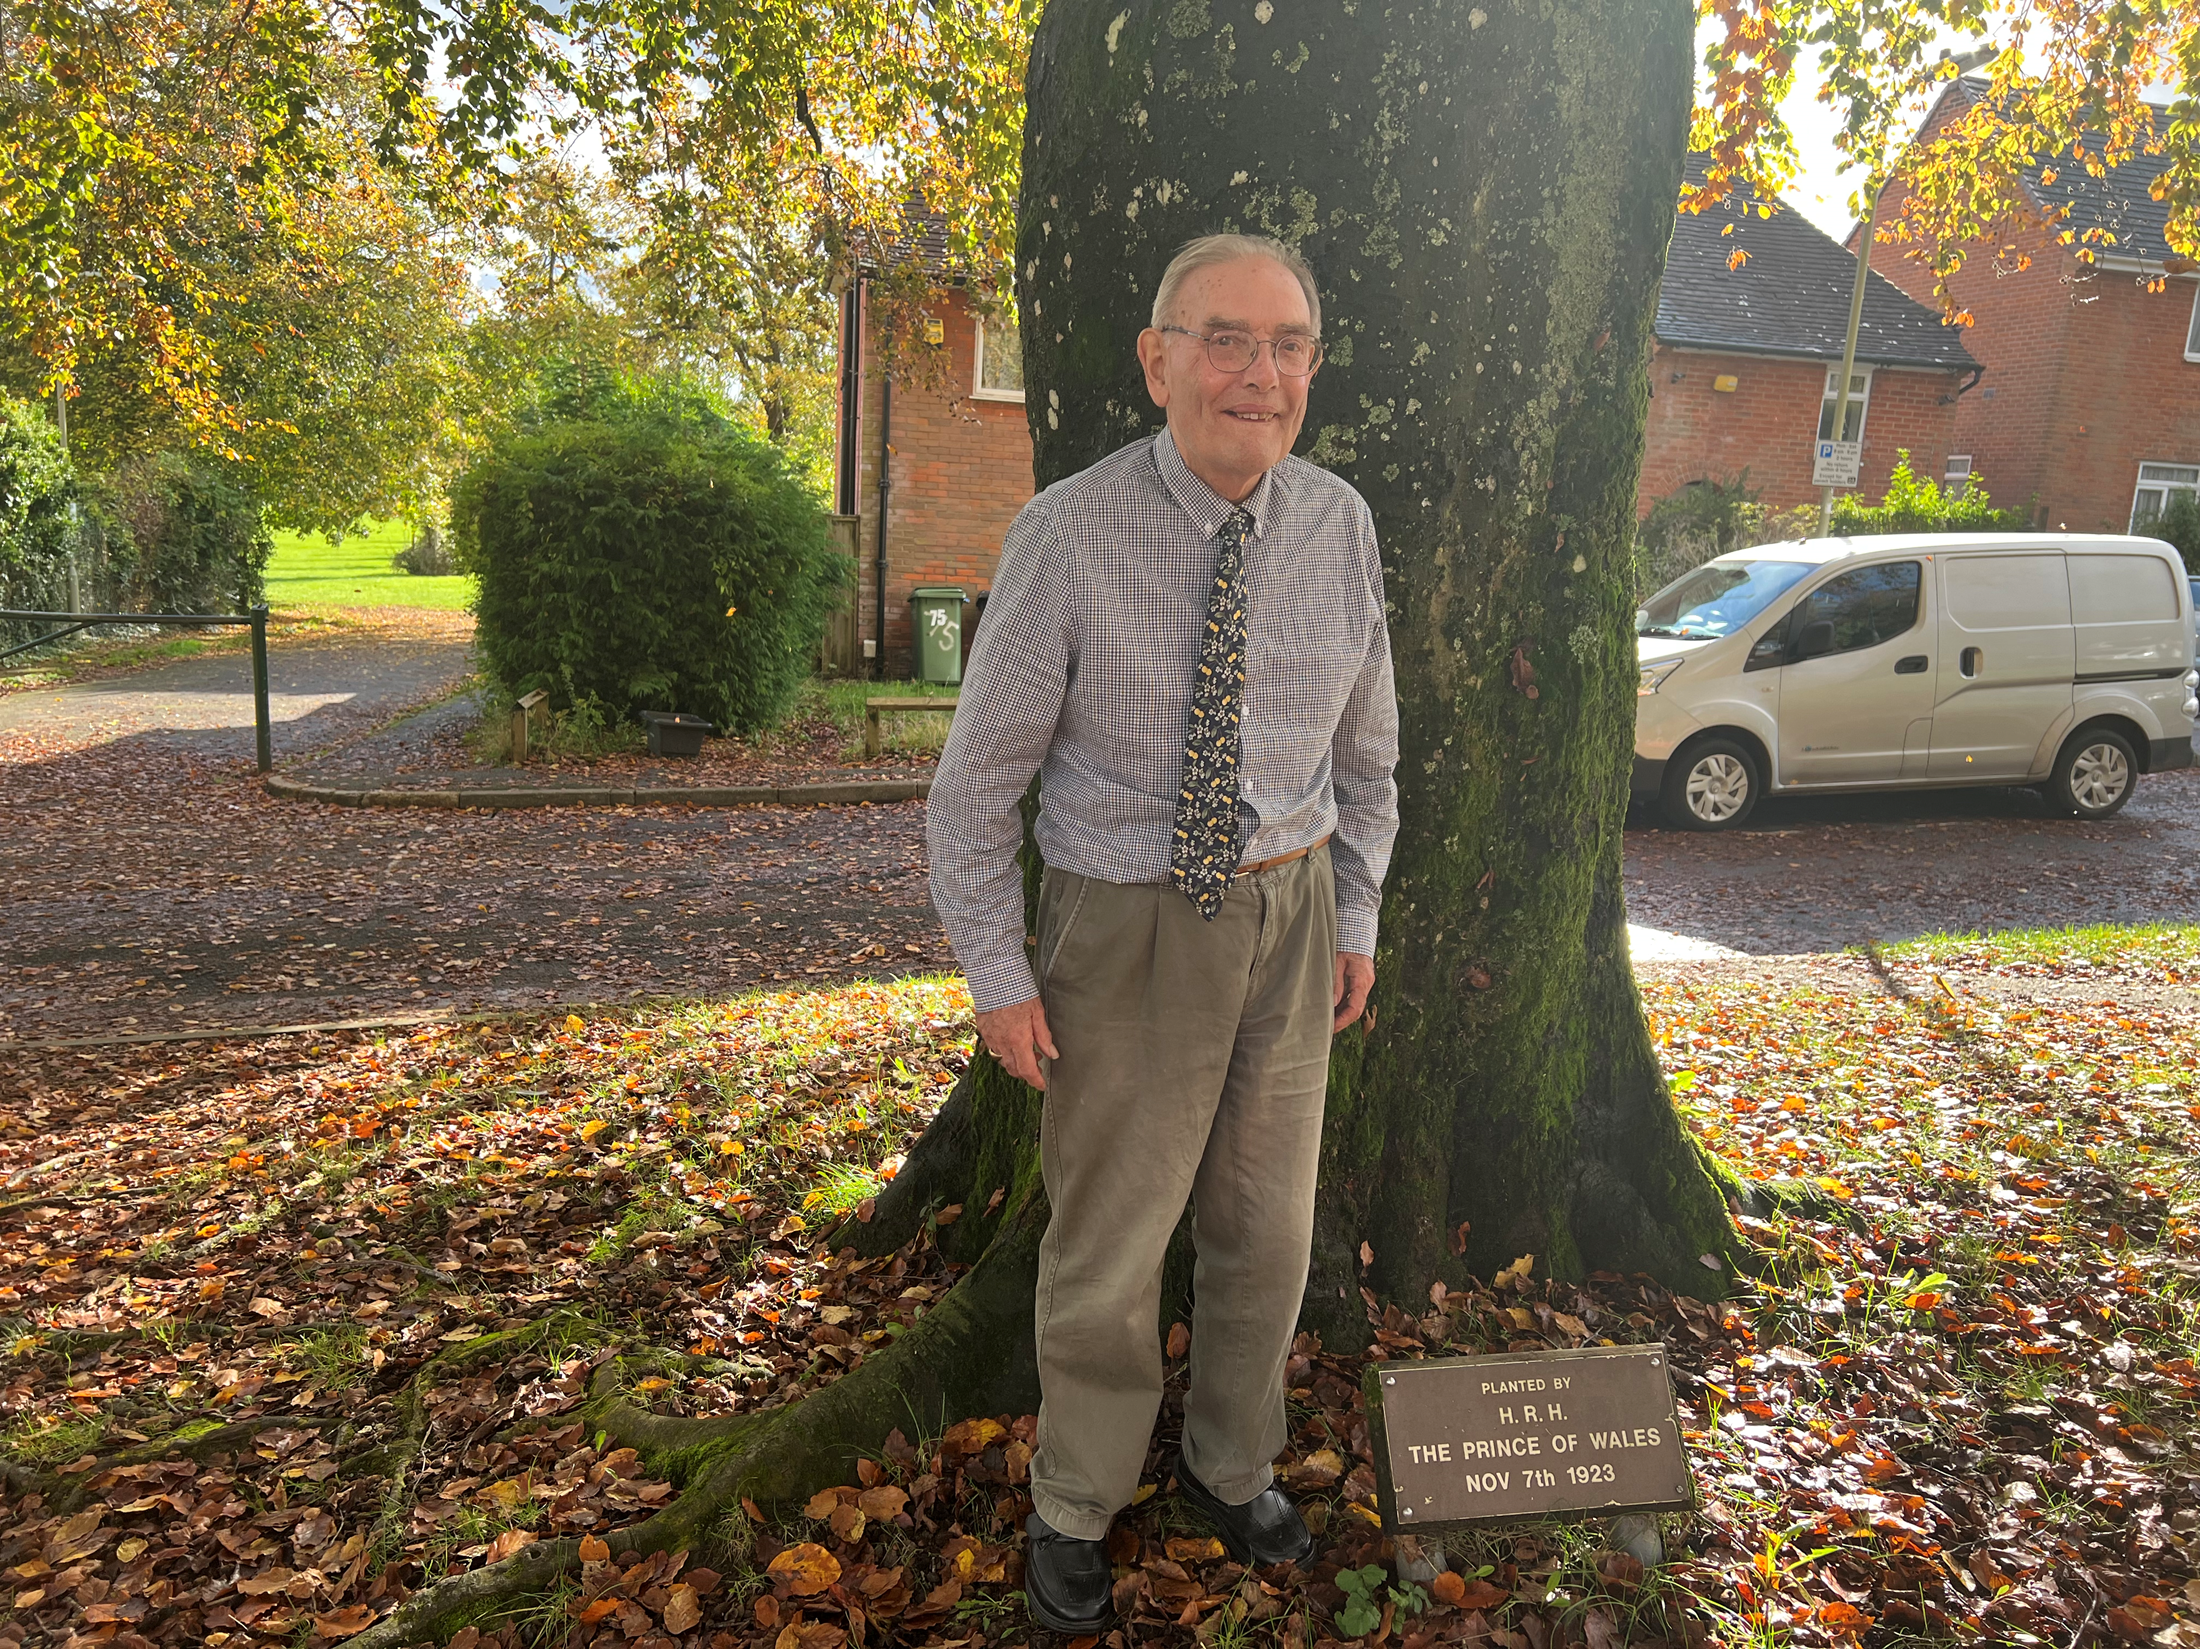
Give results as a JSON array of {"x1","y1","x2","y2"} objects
[{"x1": 1780, "y1": 75, "x2": 1876, "y2": 241}]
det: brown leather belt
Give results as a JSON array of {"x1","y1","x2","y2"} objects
[{"x1": 1235, "y1": 833, "x2": 1331, "y2": 877}]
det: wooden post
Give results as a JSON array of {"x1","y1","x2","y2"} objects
[{"x1": 512, "y1": 689, "x2": 549, "y2": 764}]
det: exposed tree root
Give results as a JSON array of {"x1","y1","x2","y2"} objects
[
  {"x1": 47, "y1": 1413, "x2": 354, "y2": 1513},
  {"x1": 344, "y1": 1203, "x2": 1047, "y2": 1648}
]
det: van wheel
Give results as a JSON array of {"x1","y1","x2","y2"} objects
[
  {"x1": 2047, "y1": 727, "x2": 2137, "y2": 819},
  {"x1": 1661, "y1": 738, "x2": 1761, "y2": 830}
]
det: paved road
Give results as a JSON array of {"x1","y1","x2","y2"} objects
[
  {"x1": 0, "y1": 635, "x2": 474, "y2": 763},
  {"x1": 8, "y1": 638, "x2": 2200, "y2": 1040},
  {"x1": 1624, "y1": 764, "x2": 2200, "y2": 955}
]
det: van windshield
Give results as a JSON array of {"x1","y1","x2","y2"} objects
[{"x1": 1638, "y1": 559, "x2": 1814, "y2": 639}]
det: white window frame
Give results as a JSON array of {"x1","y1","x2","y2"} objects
[
  {"x1": 1945, "y1": 454, "x2": 1973, "y2": 485},
  {"x1": 971, "y1": 311, "x2": 1025, "y2": 402},
  {"x1": 1818, "y1": 366, "x2": 1873, "y2": 445},
  {"x1": 2132, "y1": 461, "x2": 2200, "y2": 531},
  {"x1": 2186, "y1": 282, "x2": 2200, "y2": 362}
]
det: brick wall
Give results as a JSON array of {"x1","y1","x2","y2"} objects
[
  {"x1": 2046, "y1": 268, "x2": 2200, "y2": 531},
  {"x1": 1865, "y1": 83, "x2": 2200, "y2": 531},
  {"x1": 1637, "y1": 344, "x2": 1965, "y2": 515},
  {"x1": 842, "y1": 286, "x2": 1035, "y2": 677},
  {"x1": 1874, "y1": 229, "x2": 2200, "y2": 532}
]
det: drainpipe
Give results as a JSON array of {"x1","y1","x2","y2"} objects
[
  {"x1": 836, "y1": 281, "x2": 863, "y2": 518},
  {"x1": 875, "y1": 372, "x2": 892, "y2": 681}
]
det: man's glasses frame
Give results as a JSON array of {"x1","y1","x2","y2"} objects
[{"x1": 1159, "y1": 325, "x2": 1324, "y2": 378}]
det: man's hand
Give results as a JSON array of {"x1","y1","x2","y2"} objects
[
  {"x1": 1333, "y1": 952, "x2": 1375, "y2": 1032},
  {"x1": 976, "y1": 996, "x2": 1059, "y2": 1090}
]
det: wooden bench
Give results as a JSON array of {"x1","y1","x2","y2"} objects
[{"x1": 865, "y1": 695, "x2": 958, "y2": 759}]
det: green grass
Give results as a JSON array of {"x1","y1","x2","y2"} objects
[
  {"x1": 816, "y1": 678, "x2": 961, "y2": 758},
  {"x1": 1882, "y1": 921, "x2": 2200, "y2": 971},
  {"x1": 266, "y1": 519, "x2": 474, "y2": 613}
]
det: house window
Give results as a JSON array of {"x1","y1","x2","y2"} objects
[
  {"x1": 2132, "y1": 461, "x2": 2200, "y2": 530},
  {"x1": 1817, "y1": 367, "x2": 1872, "y2": 443},
  {"x1": 1945, "y1": 454, "x2": 1972, "y2": 484},
  {"x1": 973, "y1": 311, "x2": 1024, "y2": 401},
  {"x1": 2186, "y1": 283, "x2": 2200, "y2": 361}
]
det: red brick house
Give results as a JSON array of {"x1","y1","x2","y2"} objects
[
  {"x1": 1638, "y1": 158, "x2": 1980, "y2": 514},
  {"x1": 832, "y1": 272, "x2": 1032, "y2": 678},
  {"x1": 1863, "y1": 78, "x2": 2200, "y2": 533},
  {"x1": 830, "y1": 175, "x2": 1979, "y2": 672}
]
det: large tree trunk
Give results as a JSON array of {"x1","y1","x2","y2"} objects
[
  {"x1": 868, "y1": 0, "x2": 1737, "y2": 1387},
  {"x1": 1011, "y1": 0, "x2": 1738, "y2": 1331}
]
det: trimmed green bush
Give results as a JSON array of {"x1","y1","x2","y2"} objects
[{"x1": 452, "y1": 409, "x2": 844, "y2": 734}]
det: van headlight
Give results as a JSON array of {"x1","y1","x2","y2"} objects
[{"x1": 1638, "y1": 659, "x2": 1685, "y2": 696}]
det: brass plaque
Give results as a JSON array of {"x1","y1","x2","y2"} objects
[{"x1": 1366, "y1": 1344, "x2": 1691, "y2": 1530}]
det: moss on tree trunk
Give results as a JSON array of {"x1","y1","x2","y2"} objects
[{"x1": 1017, "y1": 0, "x2": 1738, "y2": 1336}]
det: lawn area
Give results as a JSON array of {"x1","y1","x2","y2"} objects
[
  {"x1": 266, "y1": 518, "x2": 475, "y2": 613},
  {"x1": 1, "y1": 928, "x2": 2195, "y2": 1649}
]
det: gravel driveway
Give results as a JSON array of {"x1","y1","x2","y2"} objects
[
  {"x1": 0, "y1": 639, "x2": 947, "y2": 1044},
  {"x1": 0, "y1": 632, "x2": 475, "y2": 760}
]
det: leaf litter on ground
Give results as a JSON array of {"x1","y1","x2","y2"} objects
[{"x1": 1, "y1": 928, "x2": 2197, "y2": 1649}]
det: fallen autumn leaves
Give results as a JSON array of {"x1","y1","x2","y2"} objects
[{"x1": 1, "y1": 938, "x2": 2196, "y2": 1649}]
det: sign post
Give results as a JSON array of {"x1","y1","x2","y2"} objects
[
  {"x1": 1812, "y1": 439, "x2": 1862, "y2": 490},
  {"x1": 1365, "y1": 1345, "x2": 1691, "y2": 1533}
]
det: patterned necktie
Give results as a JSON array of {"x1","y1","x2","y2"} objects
[{"x1": 1170, "y1": 507, "x2": 1253, "y2": 919}]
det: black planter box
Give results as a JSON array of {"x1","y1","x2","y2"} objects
[{"x1": 640, "y1": 711, "x2": 713, "y2": 758}]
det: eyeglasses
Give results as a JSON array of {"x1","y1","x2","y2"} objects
[{"x1": 1160, "y1": 325, "x2": 1324, "y2": 378}]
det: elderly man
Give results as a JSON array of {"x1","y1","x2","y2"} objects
[{"x1": 926, "y1": 232, "x2": 1399, "y2": 1633}]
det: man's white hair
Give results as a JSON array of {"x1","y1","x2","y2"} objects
[{"x1": 1150, "y1": 234, "x2": 1322, "y2": 336}]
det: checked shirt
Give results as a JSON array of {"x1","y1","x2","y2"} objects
[{"x1": 927, "y1": 427, "x2": 1400, "y2": 1014}]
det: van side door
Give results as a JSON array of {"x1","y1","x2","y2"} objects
[
  {"x1": 1772, "y1": 560, "x2": 1934, "y2": 785},
  {"x1": 2070, "y1": 551, "x2": 2188, "y2": 682},
  {"x1": 1928, "y1": 552, "x2": 2074, "y2": 780}
]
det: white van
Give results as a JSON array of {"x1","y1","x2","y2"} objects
[{"x1": 1634, "y1": 534, "x2": 2199, "y2": 830}]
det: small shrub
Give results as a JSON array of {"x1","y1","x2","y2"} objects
[
  {"x1": 0, "y1": 395, "x2": 78, "y2": 629},
  {"x1": 1637, "y1": 455, "x2": 2026, "y2": 604},
  {"x1": 393, "y1": 522, "x2": 456, "y2": 576},
  {"x1": 1826, "y1": 450, "x2": 2024, "y2": 536},
  {"x1": 2149, "y1": 492, "x2": 2200, "y2": 573},
  {"x1": 453, "y1": 387, "x2": 845, "y2": 734}
]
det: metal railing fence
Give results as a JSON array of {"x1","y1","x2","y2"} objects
[{"x1": 0, "y1": 606, "x2": 272, "y2": 771}]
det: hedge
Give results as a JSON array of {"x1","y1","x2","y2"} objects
[{"x1": 452, "y1": 414, "x2": 844, "y2": 734}]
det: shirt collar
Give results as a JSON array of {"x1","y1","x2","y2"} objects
[{"x1": 1152, "y1": 425, "x2": 1280, "y2": 540}]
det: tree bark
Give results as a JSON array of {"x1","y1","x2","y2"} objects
[{"x1": 1012, "y1": 0, "x2": 1738, "y2": 1337}]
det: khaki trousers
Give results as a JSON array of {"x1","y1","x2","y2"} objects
[{"x1": 1028, "y1": 844, "x2": 1337, "y2": 1539}]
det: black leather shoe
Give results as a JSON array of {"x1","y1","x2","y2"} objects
[
  {"x1": 1023, "y1": 1512, "x2": 1114, "y2": 1635},
  {"x1": 1174, "y1": 1463, "x2": 1315, "y2": 1568}
]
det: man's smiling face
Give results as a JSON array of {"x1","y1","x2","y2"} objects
[{"x1": 1136, "y1": 256, "x2": 1318, "y2": 503}]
